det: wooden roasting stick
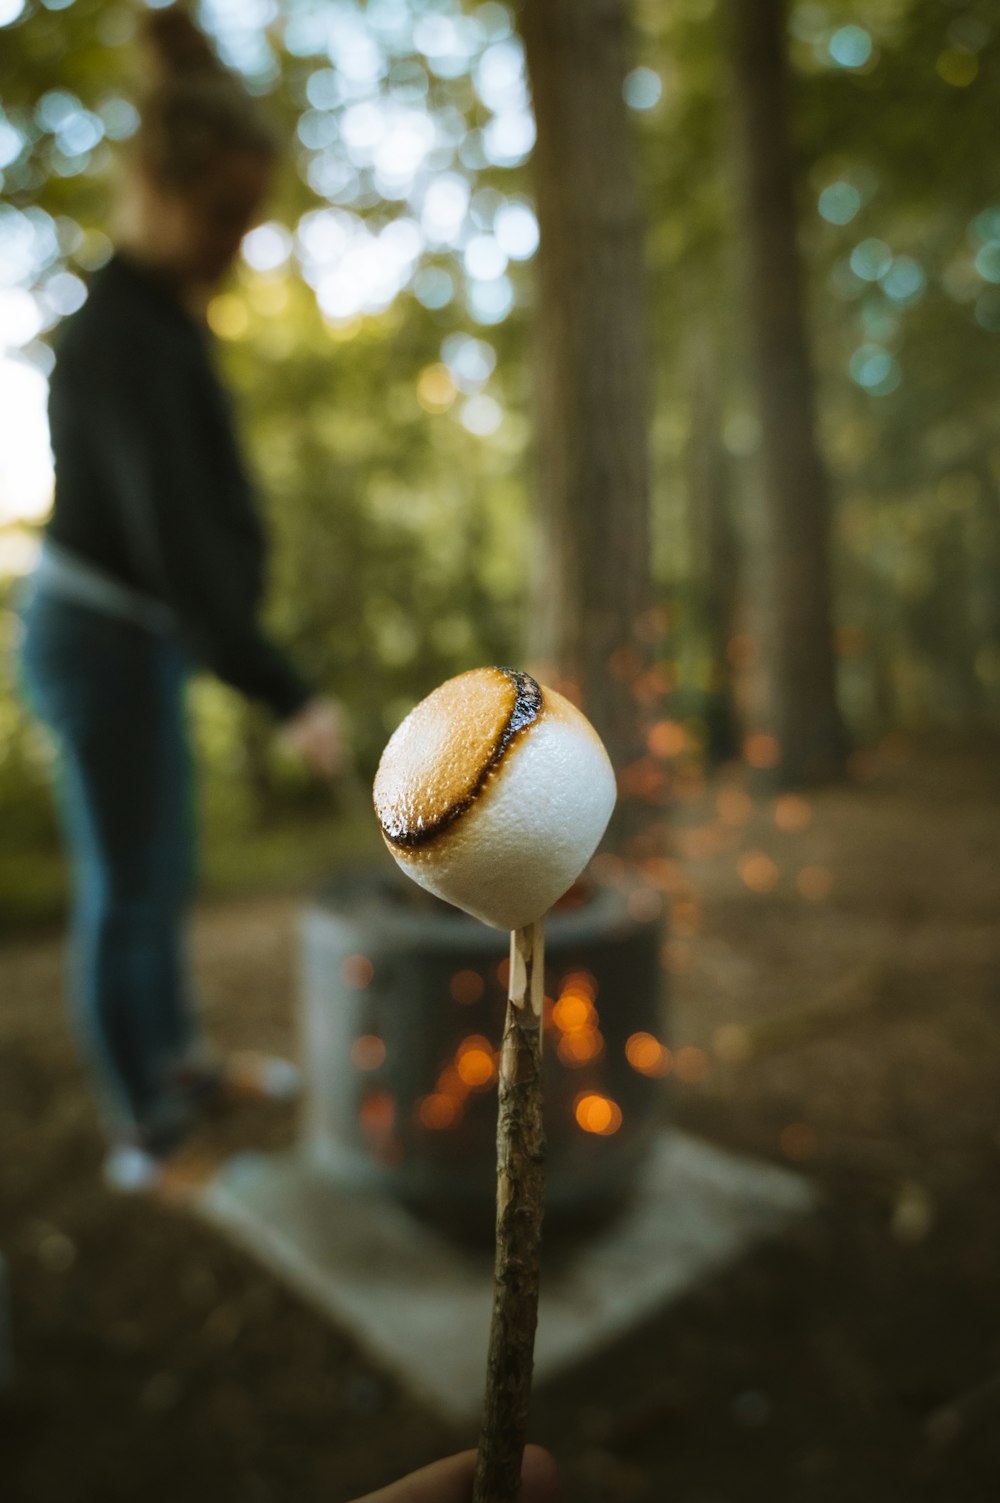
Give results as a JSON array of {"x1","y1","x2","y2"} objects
[
  {"x1": 372, "y1": 669, "x2": 617, "y2": 1503},
  {"x1": 474, "y1": 919, "x2": 546, "y2": 1503}
]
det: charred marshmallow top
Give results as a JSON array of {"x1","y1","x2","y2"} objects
[{"x1": 373, "y1": 667, "x2": 617, "y2": 930}]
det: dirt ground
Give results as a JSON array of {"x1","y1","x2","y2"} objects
[{"x1": 2, "y1": 739, "x2": 999, "y2": 1502}]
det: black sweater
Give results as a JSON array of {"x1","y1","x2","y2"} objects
[{"x1": 46, "y1": 253, "x2": 311, "y2": 720}]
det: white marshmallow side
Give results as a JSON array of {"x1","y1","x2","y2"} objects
[{"x1": 385, "y1": 708, "x2": 617, "y2": 931}]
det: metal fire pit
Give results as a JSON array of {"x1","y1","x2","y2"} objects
[{"x1": 299, "y1": 867, "x2": 666, "y2": 1233}]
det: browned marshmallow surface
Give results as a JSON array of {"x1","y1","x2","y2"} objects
[{"x1": 374, "y1": 667, "x2": 540, "y2": 848}]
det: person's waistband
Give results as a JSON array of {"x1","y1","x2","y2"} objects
[{"x1": 33, "y1": 539, "x2": 176, "y2": 635}]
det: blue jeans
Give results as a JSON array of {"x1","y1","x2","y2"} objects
[{"x1": 18, "y1": 586, "x2": 198, "y2": 1149}]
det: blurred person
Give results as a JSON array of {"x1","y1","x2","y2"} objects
[
  {"x1": 17, "y1": 5, "x2": 343, "y2": 1191},
  {"x1": 351, "y1": 1447, "x2": 559, "y2": 1502}
]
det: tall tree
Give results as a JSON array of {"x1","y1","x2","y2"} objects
[
  {"x1": 686, "y1": 338, "x2": 740, "y2": 764},
  {"x1": 519, "y1": 0, "x2": 658, "y2": 844},
  {"x1": 726, "y1": 0, "x2": 847, "y2": 784}
]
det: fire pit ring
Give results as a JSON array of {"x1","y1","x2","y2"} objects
[{"x1": 299, "y1": 867, "x2": 668, "y2": 1234}]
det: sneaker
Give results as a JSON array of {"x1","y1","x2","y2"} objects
[
  {"x1": 103, "y1": 1144, "x2": 164, "y2": 1193},
  {"x1": 223, "y1": 1052, "x2": 301, "y2": 1104},
  {"x1": 172, "y1": 1052, "x2": 301, "y2": 1111},
  {"x1": 103, "y1": 1141, "x2": 223, "y2": 1202}
]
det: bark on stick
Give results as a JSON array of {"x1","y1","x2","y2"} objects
[{"x1": 473, "y1": 918, "x2": 546, "y2": 1503}]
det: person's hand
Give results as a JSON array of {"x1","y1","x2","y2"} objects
[
  {"x1": 278, "y1": 696, "x2": 345, "y2": 779},
  {"x1": 350, "y1": 1445, "x2": 558, "y2": 1502}
]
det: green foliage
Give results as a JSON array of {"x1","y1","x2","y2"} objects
[{"x1": 2, "y1": 0, "x2": 1000, "y2": 919}]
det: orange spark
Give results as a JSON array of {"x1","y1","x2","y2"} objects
[
  {"x1": 455, "y1": 1035, "x2": 496, "y2": 1088},
  {"x1": 773, "y1": 794, "x2": 812, "y2": 832},
  {"x1": 744, "y1": 733, "x2": 780, "y2": 769},
  {"x1": 557, "y1": 1030, "x2": 605, "y2": 1066},
  {"x1": 625, "y1": 1032, "x2": 671, "y2": 1077},
  {"x1": 350, "y1": 1035, "x2": 386, "y2": 1071},
  {"x1": 674, "y1": 1046, "x2": 709, "y2": 1083},
  {"x1": 738, "y1": 851, "x2": 780, "y2": 892},
  {"x1": 449, "y1": 969, "x2": 484, "y2": 1005},
  {"x1": 574, "y1": 1093, "x2": 623, "y2": 1135},
  {"x1": 647, "y1": 720, "x2": 687, "y2": 759},
  {"x1": 341, "y1": 953, "x2": 374, "y2": 989},
  {"x1": 418, "y1": 1094, "x2": 461, "y2": 1130}
]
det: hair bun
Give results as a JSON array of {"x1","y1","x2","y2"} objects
[{"x1": 140, "y1": 6, "x2": 223, "y2": 81}]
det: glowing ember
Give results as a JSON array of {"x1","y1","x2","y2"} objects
[
  {"x1": 456, "y1": 1036, "x2": 496, "y2": 1088},
  {"x1": 449, "y1": 969, "x2": 485, "y2": 1005},
  {"x1": 436, "y1": 1065, "x2": 466, "y2": 1098},
  {"x1": 625, "y1": 1032, "x2": 670, "y2": 1077},
  {"x1": 744, "y1": 733, "x2": 780, "y2": 769},
  {"x1": 341, "y1": 952, "x2": 375, "y2": 988},
  {"x1": 560, "y1": 970, "x2": 597, "y2": 1001},
  {"x1": 774, "y1": 793, "x2": 812, "y2": 832},
  {"x1": 359, "y1": 1089, "x2": 395, "y2": 1134},
  {"x1": 634, "y1": 662, "x2": 675, "y2": 702},
  {"x1": 418, "y1": 1093, "x2": 462, "y2": 1130},
  {"x1": 574, "y1": 1093, "x2": 623, "y2": 1135},
  {"x1": 557, "y1": 1030, "x2": 605, "y2": 1066},
  {"x1": 642, "y1": 856, "x2": 683, "y2": 891},
  {"x1": 552, "y1": 993, "x2": 594, "y2": 1032},
  {"x1": 673, "y1": 1046, "x2": 709, "y2": 1083},
  {"x1": 350, "y1": 1035, "x2": 386, "y2": 1071},
  {"x1": 737, "y1": 851, "x2": 780, "y2": 893},
  {"x1": 647, "y1": 719, "x2": 687, "y2": 759}
]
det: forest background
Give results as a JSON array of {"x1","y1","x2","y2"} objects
[{"x1": 1, "y1": 0, "x2": 998, "y2": 928}]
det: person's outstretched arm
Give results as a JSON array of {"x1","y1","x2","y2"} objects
[
  {"x1": 74, "y1": 296, "x2": 311, "y2": 722},
  {"x1": 350, "y1": 1445, "x2": 558, "y2": 1503}
]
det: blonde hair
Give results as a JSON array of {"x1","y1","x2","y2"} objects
[{"x1": 135, "y1": 5, "x2": 280, "y2": 190}]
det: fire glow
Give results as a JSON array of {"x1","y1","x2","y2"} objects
[
  {"x1": 551, "y1": 969, "x2": 605, "y2": 1068},
  {"x1": 574, "y1": 1092, "x2": 623, "y2": 1135},
  {"x1": 625, "y1": 1031, "x2": 670, "y2": 1077},
  {"x1": 449, "y1": 968, "x2": 485, "y2": 1005},
  {"x1": 416, "y1": 1030, "x2": 499, "y2": 1130},
  {"x1": 350, "y1": 1034, "x2": 386, "y2": 1071}
]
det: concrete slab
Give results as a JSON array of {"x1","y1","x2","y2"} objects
[{"x1": 196, "y1": 1131, "x2": 815, "y2": 1425}]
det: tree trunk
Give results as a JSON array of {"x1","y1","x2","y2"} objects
[
  {"x1": 519, "y1": 0, "x2": 658, "y2": 847},
  {"x1": 726, "y1": 0, "x2": 846, "y2": 785},
  {"x1": 686, "y1": 340, "x2": 741, "y2": 764}
]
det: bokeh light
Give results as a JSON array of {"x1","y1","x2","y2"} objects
[
  {"x1": 625, "y1": 1032, "x2": 671, "y2": 1078},
  {"x1": 350, "y1": 1035, "x2": 387, "y2": 1071},
  {"x1": 574, "y1": 1093, "x2": 622, "y2": 1136},
  {"x1": 818, "y1": 182, "x2": 861, "y2": 226},
  {"x1": 0, "y1": 355, "x2": 53, "y2": 532},
  {"x1": 881, "y1": 256, "x2": 925, "y2": 304},
  {"x1": 849, "y1": 343, "x2": 901, "y2": 396},
  {"x1": 448, "y1": 969, "x2": 484, "y2": 1005},
  {"x1": 850, "y1": 238, "x2": 893, "y2": 282},
  {"x1": 827, "y1": 26, "x2": 873, "y2": 70},
  {"x1": 623, "y1": 67, "x2": 663, "y2": 111},
  {"x1": 341, "y1": 952, "x2": 375, "y2": 989}
]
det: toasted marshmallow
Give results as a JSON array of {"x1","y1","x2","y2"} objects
[{"x1": 373, "y1": 667, "x2": 617, "y2": 930}]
